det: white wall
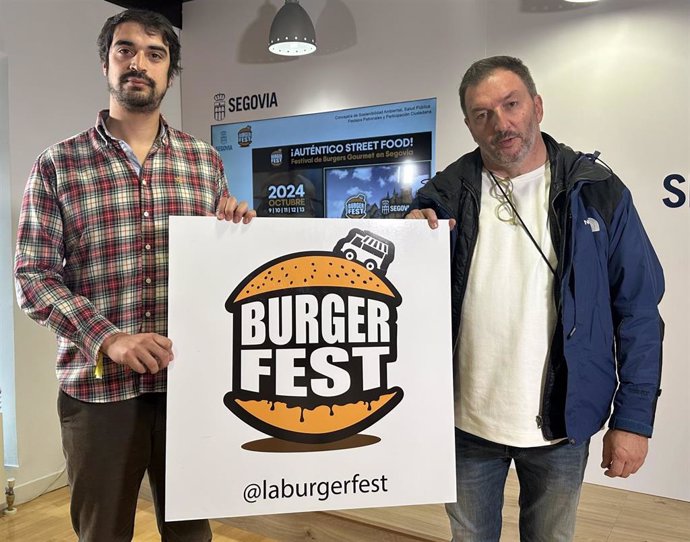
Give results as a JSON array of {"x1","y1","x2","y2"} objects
[
  {"x1": 0, "y1": 52, "x2": 16, "y2": 465},
  {"x1": 180, "y1": 0, "x2": 689, "y2": 501},
  {"x1": 0, "y1": 0, "x2": 181, "y2": 503},
  {"x1": 180, "y1": 0, "x2": 486, "y2": 170}
]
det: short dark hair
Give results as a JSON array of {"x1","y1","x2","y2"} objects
[
  {"x1": 459, "y1": 56, "x2": 537, "y2": 117},
  {"x1": 97, "y1": 9, "x2": 181, "y2": 81}
]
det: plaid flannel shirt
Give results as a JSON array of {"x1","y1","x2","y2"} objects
[{"x1": 15, "y1": 111, "x2": 229, "y2": 402}]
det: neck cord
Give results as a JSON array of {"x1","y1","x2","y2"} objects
[{"x1": 487, "y1": 169, "x2": 557, "y2": 277}]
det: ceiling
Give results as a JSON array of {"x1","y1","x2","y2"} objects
[{"x1": 104, "y1": 0, "x2": 196, "y2": 28}]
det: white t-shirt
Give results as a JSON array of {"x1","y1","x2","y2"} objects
[{"x1": 454, "y1": 162, "x2": 562, "y2": 447}]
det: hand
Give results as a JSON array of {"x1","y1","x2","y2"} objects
[
  {"x1": 216, "y1": 195, "x2": 256, "y2": 224},
  {"x1": 101, "y1": 332, "x2": 174, "y2": 375},
  {"x1": 405, "y1": 208, "x2": 456, "y2": 230},
  {"x1": 601, "y1": 429, "x2": 649, "y2": 478}
]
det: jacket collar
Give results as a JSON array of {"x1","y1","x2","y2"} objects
[
  {"x1": 460, "y1": 132, "x2": 612, "y2": 196},
  {"x1": 544, "y1": 132, "x2": 612, "y2": 193}
]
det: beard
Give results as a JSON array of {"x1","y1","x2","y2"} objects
[
  {"x1": 108, "y1": 70, "x2": 167, "y2": 113},
  {"x1": 486, "y1": 117, "x2": 540, "y2": 170}
]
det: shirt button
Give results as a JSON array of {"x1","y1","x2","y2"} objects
[
  {"x1": 145, "y1": 244, "x2": 151, "y2": 250},
  {"x1": 144, "y1": 211, "x2": 150, "y2": 218},
  {"x1": 145, "y1": 311, "x2": 151, "y2": 318},
  {"x1": 142, "y1": 180, "x2": 148, "y2": 186},
  {"x1": 145, "y1": 278, "x2": 152, "y2": 284}
]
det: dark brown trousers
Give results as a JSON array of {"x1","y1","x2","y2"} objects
[{"x1": 58, "y1": 390, "x2": 212, "y2": 542}]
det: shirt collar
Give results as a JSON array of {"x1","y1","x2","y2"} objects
[{"x1": 95, "y1": 109, "x2": 169, "y2": 147}]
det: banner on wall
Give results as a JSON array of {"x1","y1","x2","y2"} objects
[
  {"x1": 211, "y1": 99, "x2": 436, "y2": 219},
  {"x1": 165, "y1": 217, "x2": 455, "y2": 519}
]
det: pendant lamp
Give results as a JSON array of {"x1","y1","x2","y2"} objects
[{"x1": 268, "y1": 0, "x2": 317, "y2": 56}]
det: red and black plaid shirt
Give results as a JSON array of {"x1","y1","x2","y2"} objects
[{"x1": 15, "y1": 111, "x2": 228, "y2": 402}]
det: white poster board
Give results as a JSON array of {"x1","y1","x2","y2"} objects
[{"x1": 166, "y1": 217, "x2": 455, "y2": 520}]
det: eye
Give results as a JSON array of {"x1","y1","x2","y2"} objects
[
  {"x1": 507, "y1": 101, "x2": 518, "y2": 109},
  {"x1": 149, "y1": 52, "x2": 164, "y2": 61},
  {"x1": 116, "y1": 47, "x2": 133, "y2": 57},
  {"x1": 475, "y1": 112, "x2": 487, "y2": 121}
]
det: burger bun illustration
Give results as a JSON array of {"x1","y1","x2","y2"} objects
[{"x1": 224, "y1": 232, "x2": 403, "y2": 445}]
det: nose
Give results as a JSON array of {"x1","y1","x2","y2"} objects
[
  {"x1": 491, "y1": 109, "x2": 510, "y2": 133},
  {"x1": 129, "y1": 52, "x2": 147, "y2": 72}
]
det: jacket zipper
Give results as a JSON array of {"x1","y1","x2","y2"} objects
[{"x1": 538, "y1": 179, "x2": 572, "y2": 440}]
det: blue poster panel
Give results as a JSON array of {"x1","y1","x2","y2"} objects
[{"x1": 211, "y1": 99, "x2": 436, "y2": 218}]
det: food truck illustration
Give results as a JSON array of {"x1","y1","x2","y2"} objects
[{"x1": 334, "y1": 229, "x2": 395, "y2": 273}]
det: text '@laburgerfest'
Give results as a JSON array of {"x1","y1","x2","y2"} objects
[{"x1": 243, "y1": 473, "x2": 389, "y2": 504}]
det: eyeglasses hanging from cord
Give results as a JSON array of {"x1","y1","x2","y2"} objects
[
  {"x1": 489, "y1": 175, "x2": 519, "y2": 226},
  {"x1": 487, "y1": 169, "x2": 557, "y2": 277},
  {"x1": 268, "y1": 0, "x2": 317, "y2": 56}
]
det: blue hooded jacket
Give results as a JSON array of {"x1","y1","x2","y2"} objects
[{"x1": 412, "y1": 133, "x2": 664, "y2": 444}]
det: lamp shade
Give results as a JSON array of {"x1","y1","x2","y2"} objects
[{"x1": 268, "y1": 0, "x2": 317, "y2": 56}]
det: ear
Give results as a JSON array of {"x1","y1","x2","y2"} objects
[
  {"x1": 534, "y1": 94, "x2": 544, "y2": 123},
  {"x1": 102, "y1": 63, "x2": 108, "y2": 77},
  {"x1": 167, "y1": 76, "x2": 175, "y2": 89},
  {"x1": 464, "y1": 117, "x2": 479, "y2": 144}
]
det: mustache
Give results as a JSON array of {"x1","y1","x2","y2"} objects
[
  {"x1": 492, "y1": 131, "x2": 521, "y2": 145},
  {"x1": 120, "y1": 70, "x2": 155, "y2": 87}
]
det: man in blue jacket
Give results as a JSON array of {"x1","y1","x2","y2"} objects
[{"x1": 407, "y1": 56, "x2": 664, "y2": 542}]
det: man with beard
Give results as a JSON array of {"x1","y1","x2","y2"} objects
[
  {"x1": 14, "y1": 9, "x2": 254, "y2": 541},
  {"x1": 407, "y1": 56, "x2": 664, "y2": 541}
]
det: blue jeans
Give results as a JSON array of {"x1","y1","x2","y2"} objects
[{"x1": 445, "y1": 429, "x2": 589, "y2": 542}]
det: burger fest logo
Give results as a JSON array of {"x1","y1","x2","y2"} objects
[{"x1": 224, "y1": 229, "x2": 403, "y2": 447}]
